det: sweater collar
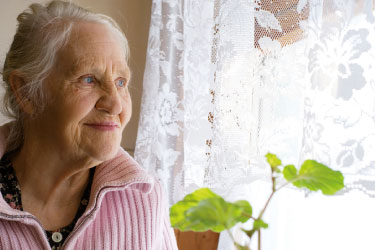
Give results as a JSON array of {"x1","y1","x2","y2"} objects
[{"x1": 0, "y1": 122, "x2": 154, "y2": 217}]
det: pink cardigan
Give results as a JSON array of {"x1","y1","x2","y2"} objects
[{"x1": 0, "y1": 124, "x2": 178, "y2": 250}]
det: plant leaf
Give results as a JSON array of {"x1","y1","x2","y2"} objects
[
  {"x1": 185, "y1": 197, "x2": 242, "y2": 232},
  {"x1": 283, "y1": 164, "x2": 297, "y2": 181},
  {"x1": 170, "y1": 188, "x2": 252, "y2": 232},
  {"x1": 265, "y1": 153, "x2": 282, "y2": 172},
  {"x1": 184, "y1": 197, "x2": 228, "y2": 232},
  {"x1": 235, "y1": 242, "x2": 251, "y2": 250},
  {"x1": 253, "y1": 219, "x2": 269, "y2": 230},
  {"x1": 291, "y1": 160, "x2": 344, "y2": 195},
  {"x1": 243, "y1": 219, "x2": 269, "y2": 239},
  {"x1": 234, "y1": 200, "x2": 253, "y2": 218},
  {"x1": 242, "y1": 228, "x2": 256, "y2": 239},
  {"x1": 170, "y1": 188, "x2": 219, "y2": 230}
]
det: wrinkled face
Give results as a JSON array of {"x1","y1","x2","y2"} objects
[{"x1": 35, "y1": 22, "x2": 131, "y2": 162}]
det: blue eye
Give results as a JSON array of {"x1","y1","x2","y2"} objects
[
  {"x1": 83, "y1": 76, "x2": 95, "y2": 84},
  {"x1": 116, "y1": 79, "x2": 126, "y2": 87}
]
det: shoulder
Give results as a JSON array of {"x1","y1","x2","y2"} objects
[
  {"x1": 98, "y1": 148, "x2": 168, "y2": 211},
  {"x1": 95, "y1": 148, "x2": 155, "y2": 193},
  {"x1": 111, "y1": 177, "x2": 166, "y2": 212}
]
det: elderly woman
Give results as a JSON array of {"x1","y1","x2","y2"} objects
[{"x1": 0, "y1": 1, "x2": 177, "y2": 249}]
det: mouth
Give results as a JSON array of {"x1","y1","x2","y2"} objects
[{"x1": 84, "y1": 122, "x2": 120, "y2": 131}]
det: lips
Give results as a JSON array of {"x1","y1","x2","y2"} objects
[{"x1": 84, "y1": 121, "x2": 120, "y2": 131}]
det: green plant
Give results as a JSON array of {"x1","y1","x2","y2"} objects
[{"x1": 170, "y1": 153, "x2": 345, "y2": 250}]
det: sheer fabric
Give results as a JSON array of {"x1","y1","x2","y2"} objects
[{"x1": 135, "y1": 0, "x2": 375, "y2": 249}]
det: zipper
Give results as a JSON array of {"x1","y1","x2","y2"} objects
[
  {"x1": 60, "y1": 185, "x2": 109, "y2": 249},
  {"x1": 61, "y1": 179, "x2": 149, "y2": 249},
  {"x1": 0, "y1": 186, "x2": 125, "y2": 250},
  {"x1": 0, "y1": 178, "x2": 150, "y2": 250}
]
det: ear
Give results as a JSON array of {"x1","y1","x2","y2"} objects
[{"x1": 8, "y1": 71, "x2": 34, "y2": 115}]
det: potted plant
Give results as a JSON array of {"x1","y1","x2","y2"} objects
[{"x1": 170, "y1": 153, "x2": 344, "y2": 250}]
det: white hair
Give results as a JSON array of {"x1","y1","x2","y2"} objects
[{"x1": 1, "y1": 0, "x2": 129, "y2": 151}]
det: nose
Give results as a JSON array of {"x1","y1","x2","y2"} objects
[{"x1": 95, "y1": 82, "x2": 123, "y2": 115}]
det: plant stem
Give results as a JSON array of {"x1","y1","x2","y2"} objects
[
  {"x1": 275, "y1": 182, "x2": 289, "y2": 192},
  {"x1": 253, "y1": 162, "x2": 293, "y2": 250},
  {"x1": 242, "y1": 211, "x2": 253, "y2": 219},
  {"x1": 255, "y1": 171, "x2": 277, "y2": 250},
  {"x1": 227, "y1": 228, "x2": 236, "y2": 242},
  {"x1": 257, "y1": 190, "x2": 276, "y2": 220},
  {"x1": 227, "y1": 228, "x2": 240, "y2": 250},
  {"x1": 257, "y1": 174, "x2": 277, "y2": 220},
  {"x1": 258, "y1": 230, "x2": 261, "y2": 250}
]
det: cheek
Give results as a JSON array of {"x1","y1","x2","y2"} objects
[
  {"x1": 66, "y1": 102, "x2": 94, "y2": 145},
  {"x1": 59, "y1": 93, "x2": 98, "y2": 139},
  {"x1": 121, "y1": 94, "x2": 132, "y2": 128},
  {"x1": 66, "y1": 96, "x2": 96, "y2": 122}
]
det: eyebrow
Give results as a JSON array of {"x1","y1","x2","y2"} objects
[{"x1": 69, "y1": 56, "x2": 130, "y2": 79}]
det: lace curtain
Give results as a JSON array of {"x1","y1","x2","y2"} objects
[{"x1": 135, "y1": 0, "x2": 375, "y2": 249}]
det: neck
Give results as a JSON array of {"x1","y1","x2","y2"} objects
[{"x1": 9, "y1": 128, "x2": 99, "y2": 230}]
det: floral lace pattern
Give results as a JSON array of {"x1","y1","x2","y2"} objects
[
  {"x1": 136, "y1": 0, "x2": 375, "y2": 249},
  {"x1": 135, "y1": 0, "x2": 215, "y2": 204},
  {"x1": 135, "y1": 0, "x2": 309, "y2": 203},
  {"x1": 300, "y1": 0, "x2": 375, "y2": 197},
  {"x1": 137, "y1": 0, "x2": 375, "y2": 201}
]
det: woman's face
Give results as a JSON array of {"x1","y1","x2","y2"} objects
[{"x1": 33, "y1": 22, "x2": 131, "y2": 163}]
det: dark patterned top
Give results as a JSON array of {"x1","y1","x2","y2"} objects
[{"x1": 0, "y1": 153, "x2": 95, "y2": 250}]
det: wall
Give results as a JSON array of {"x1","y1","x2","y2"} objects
[{"x1": 0, "y1": 0, "x2": 152, "y2": 155}]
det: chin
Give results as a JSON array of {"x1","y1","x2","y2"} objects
[{"x1": 88, "y1": 144, "x2": 120, "y2": 162}]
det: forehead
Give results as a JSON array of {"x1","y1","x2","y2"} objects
[{"x1": 58, "y1": 22, "x2": 128, "y2": 73}]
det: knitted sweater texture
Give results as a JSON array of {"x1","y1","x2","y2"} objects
[{"x1": 0, "y1": 124, "x2": 178, "y2": 250}]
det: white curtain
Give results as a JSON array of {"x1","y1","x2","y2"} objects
[{"x1": 135, "y1": 0, "x2": 375, "y2": 249}]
